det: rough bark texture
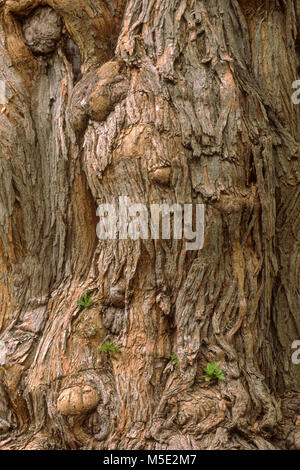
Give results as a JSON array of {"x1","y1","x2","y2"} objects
[{"x1": 0, "y1": 0, "x2": 299, "y2": 450}]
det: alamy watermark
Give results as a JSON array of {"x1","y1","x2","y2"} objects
[
  {"x1": 0, "y1": 80, "x2": 5, "y2": 106},
  {"x1": 292, "y1": 340, "x2": 300, "y2": 365},
  {"x1": 291, "y1": 80, "x2": 300, "y2": 104},
  {"x1": 0, "y1": 341, "x2": 6, "y2": 366},
  {"x1": 289, "y1": 84, "x2": 300, "y2": 365},
  {"x1": 96, "y1": 197, "x2": 205, "y2": 251}
]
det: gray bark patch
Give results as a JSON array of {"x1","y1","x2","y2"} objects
[{"x1": 22, "y1": 6, "x2": 62, "y2": 55}]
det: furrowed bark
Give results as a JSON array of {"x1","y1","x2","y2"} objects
[{"x1": 0, "y1": 0, "x2": 299, "y2": 450}]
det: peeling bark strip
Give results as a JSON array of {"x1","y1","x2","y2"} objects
[{"x1": 0, "y1": 0, "x2": 299, "y2": 450}]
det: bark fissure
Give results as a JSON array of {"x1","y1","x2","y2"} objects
[{"x1": 0, "y1": 0, "x2": 299, "y2": 450}]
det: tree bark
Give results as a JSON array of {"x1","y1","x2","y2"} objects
[{"x1": 0, "y1": 0, "x2": 299, "y2": 450}]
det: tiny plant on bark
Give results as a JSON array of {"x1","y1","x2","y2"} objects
[
  {"x1": 77, "y1": 291, "x2": 93, "y2": 308},
  {"x1": 99, "y1": 341, "x2": 120, "y2": 353},
  {"x1": 170, "y1": 354, "x2": 179, "y2": 370},
  {"x1": 204, "y1": 361, "x2": 225, "y2": 382}
]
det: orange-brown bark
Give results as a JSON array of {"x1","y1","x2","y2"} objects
[{"x1": 0, "y1": 0, "x2": 299, "y2": 450}]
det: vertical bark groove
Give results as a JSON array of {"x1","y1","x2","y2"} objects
[{"x1": 0, "y1": 0, "x2": 299, "y2": 450}]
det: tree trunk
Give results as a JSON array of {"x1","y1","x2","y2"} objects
[{"x1": 0, "y1": 0, "x2": 299, "y2": 450}]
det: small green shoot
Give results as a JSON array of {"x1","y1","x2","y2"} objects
[
  {"x1": 98, "y1": 341, "x2": 120, "y2": 353},
  {"x1": 77, "y1": 291, "x2": 93, "y2": 308},
  {"x1": 170, "y1": 354, "x2": 179, "y2": 370},
  {"x1": 204, "y1": 361, "x2": 225, "y2": 382}
]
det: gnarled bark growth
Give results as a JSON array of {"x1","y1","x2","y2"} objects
[{"x1": 0, "y1": 0, "x2": 299, "y2": 450}]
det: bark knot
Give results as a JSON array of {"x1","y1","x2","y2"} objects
[
  {"x1": 57, "y1": 385, "x2": 99, "y2": 416},
  {"x1": 22, "y1": 6, "x2": 62, "y2": 55}
]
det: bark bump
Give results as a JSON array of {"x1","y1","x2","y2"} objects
[{"x1": 22, "y1": 6, "x2": 62, "y2": 55}]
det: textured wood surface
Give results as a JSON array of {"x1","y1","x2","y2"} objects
[{"x1": 0, "y1": 0, "x2": 299, "y2": 449}]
